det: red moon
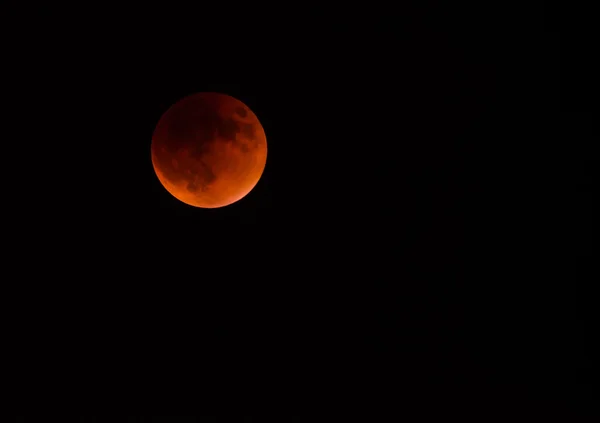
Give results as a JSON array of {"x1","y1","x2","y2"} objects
[{"x1": 151, "y1": 92, "x2": 267, "y2": 208}]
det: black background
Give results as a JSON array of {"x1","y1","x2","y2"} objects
[{"x1": 3, "y1": 2, "x2": 591, "y2": 407}]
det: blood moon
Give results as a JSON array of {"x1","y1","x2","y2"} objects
[{"x1": 151, "y1": 92, "x2": 267, "y2": 208}]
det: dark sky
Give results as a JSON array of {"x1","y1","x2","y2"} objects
[
  {"x1": 6, "y1": 2, "x2": 589, "y2": 406},
  {"x1": 130, "y1": 9, "x2": 495, "y2": 381}
]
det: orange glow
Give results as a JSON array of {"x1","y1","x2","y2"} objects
[{"x1": 151, "y1": 92, "x2": 267, "y2": 208}]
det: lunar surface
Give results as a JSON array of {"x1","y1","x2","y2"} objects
[{"x1": 151, "y1": 92, "x2": 267, "y2": 208}]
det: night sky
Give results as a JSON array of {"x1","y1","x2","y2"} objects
[
  {"x1": 6, "y1": 2, "x2": 589, "y2": 407},
  {"x1": 133, "y1": 9, "x2": 494, "y2": 382}
]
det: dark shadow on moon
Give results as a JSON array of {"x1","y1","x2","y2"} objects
[
  {"x1": 235, "y1": 106, "x2": 248, "y2": 117},
  {"x1": 241, "y1": 123, "x2": 256, "y2": 140},
  {"x1": 185, "y1": 159, "x2": 217, "y2": 193},
  {"x1": 164, "y1": 97, "x2": 258, "y2": 161}
]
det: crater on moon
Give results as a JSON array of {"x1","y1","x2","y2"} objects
[{"x1": 235, "y1": 106, "x2": 248, "y2": 117}]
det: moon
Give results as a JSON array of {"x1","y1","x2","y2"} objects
[{"x1": 151, "y1": 92, "x2": 267, "y2": 208}]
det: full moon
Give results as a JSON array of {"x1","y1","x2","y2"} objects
[{"x1": 151, "y1": 92, "x2": 267, "y2": 208}]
